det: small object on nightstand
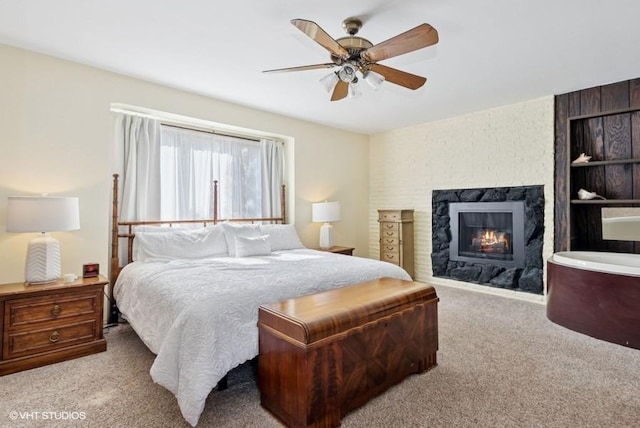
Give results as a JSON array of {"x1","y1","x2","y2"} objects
[
  {"x1": 83, "y1": 263, "x2": 99, "y2": 278},
  {"x1": 319, "y1": 246, "x2": 354, "y2": 256}
]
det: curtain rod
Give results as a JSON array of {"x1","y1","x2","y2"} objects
[
  {"x1": 160, "y1": 122, "x2": 261, "y2": 142},
  {"x1": 111, "y1": 106, "x2": 282, "y2": 144}
]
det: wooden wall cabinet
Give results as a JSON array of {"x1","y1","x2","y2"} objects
[
  {"x1": 378, "y1": 210, "x2": 414, "y2": 278},
  {"x1": 555, "y1": 78, "x2": 640, "y2": 252}
]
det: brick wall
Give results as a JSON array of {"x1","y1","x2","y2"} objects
[{"x1": 369, "y1": 96, "x2": 555, "y2": 287}]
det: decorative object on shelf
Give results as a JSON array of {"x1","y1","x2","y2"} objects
[
  {"x1": 312, "y1": 201, "x2": 341, "y2": 249},
  {"x1": 572, "y1": 153, "x2": 592, "y2": 164},
  {"x1": 577, "y1": 188, "x2": 606, "y2": 200},
  {"x1": 6, "y1": 196, "x2": 80, "y2": 284}
]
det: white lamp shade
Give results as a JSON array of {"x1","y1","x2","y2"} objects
[
  {"x1": 6, "y1": 196, "x2": 80, "y2": 284},
  {"x1": 6, "y1": 196, "x2": 80, "y2": 232},
  {"x1": 312, "y1": 201, "x2": 341, "y2": 223}
]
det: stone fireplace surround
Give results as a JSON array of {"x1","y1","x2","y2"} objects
[{"x1": 431, "y1": 185, "x2": 544, "y2": 295}]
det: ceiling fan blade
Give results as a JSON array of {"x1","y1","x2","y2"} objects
[
  {"x1": 370, "y1": 64, "x2": 426, "y2": 90},
  {"x1": 263, "y1": 63, "x2": 336, "y2": 73},
  {"x1": 291, "y1": 19, "x2": 349, "y2": 59},
  {"x1": 362, "y1": 23, "x2": 438, "y2": 62},
  {"x1": 331, "y1": 80, "x2": 349, "y2": 101}
]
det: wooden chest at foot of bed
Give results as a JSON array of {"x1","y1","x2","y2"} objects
[{"x1": 258, "y1": 277, "x2": 439, "y2": 428}]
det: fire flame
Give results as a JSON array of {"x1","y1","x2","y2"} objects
[{"x1": 479, "y1": 229, "x2": 509, "y2": 252}]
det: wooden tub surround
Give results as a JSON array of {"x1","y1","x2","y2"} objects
[
  {"x1": 547, "y1": 259, "x2": 640, "y2": 350},
  {"x1": 258, "y1": 277, "x2": 439, "y2": 428}
]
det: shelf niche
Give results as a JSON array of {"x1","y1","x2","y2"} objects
[{"x1": 555, "y1": 78, "x2": 640, "y2": 253}]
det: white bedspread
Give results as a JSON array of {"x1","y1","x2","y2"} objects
[{"x1": 114, "y1": 249, "x2": 411, "y2": 426}]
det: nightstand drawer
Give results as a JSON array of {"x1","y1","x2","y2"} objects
[
  {"x1": 6, "y1": 292, "x2": 99, "y2": 330},
  {"x1": 5, "y1": 319, "x2": 98, "y2": 359}
]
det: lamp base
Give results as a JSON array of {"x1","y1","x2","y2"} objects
[
  {"x1": 319, "y1": 223, "x2": 334, "y2": 250},
  {"x1": 25, "y1": 233, "x2": 61, "y2": 284}
]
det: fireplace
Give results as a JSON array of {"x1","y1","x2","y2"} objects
[
  {"x1": 449, "y1": 201, "x2": 525, "y2": 268},
  {"x1": 431, "y1": 186, "x2": 544, "y2": 295}
]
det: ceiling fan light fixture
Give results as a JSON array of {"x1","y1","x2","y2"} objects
[
  {"x1": 348, "y1": 81, "x2": 362, "y2": 98},
  {"x1": 363, "y1": 70, "x2": 385, "y2": 90},
  {"x1": 338, "y1": 63, "x2": 357, "y2": 83},
  {"x1": 319, "y1": 72, "x2": 339, "y2": 93}
]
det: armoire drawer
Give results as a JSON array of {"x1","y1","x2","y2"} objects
[
  {"x1": 381, "y1": 222, "x2": 399, "y2": 232},
  {"x1": 382, "y1": 251, "x2": 400, "y2": 264},
  {"x1": 380, "y1": 237, "x2": 399, "y2": 246},
  {"x1": 379, "y1": 211, "x2": 402, "y2": 221}
]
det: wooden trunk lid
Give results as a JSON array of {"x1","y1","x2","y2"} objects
[{"x1": 258, "y1": 277, "x2": 438, "y2": 345}]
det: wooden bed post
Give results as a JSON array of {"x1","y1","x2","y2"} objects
[
  {"x1": 213, "y1": 180, "x2": 218, "y2": 224},
  {"x1": 109, "y1": 174, "x2": 120, "y2": 324},
  {"x1": 281, "y1": 184, "x2": 286, "y2": 224}
]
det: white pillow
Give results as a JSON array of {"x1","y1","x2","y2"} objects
[
  {"x1": 134, "y1": 225, "x2": 228, "y2": 261},
  {"x1": 132, "y1": 225, "x2": 192, "y2": 260},
  {"x1": 234, "y1": 235, "x2": 271, "y2": 257},
  {"x1": 221, "y1": 223, "x2": 261, "y2": 257},
  {"x1": 259, "y1": 224, "x2": 305, "y2": 251}
]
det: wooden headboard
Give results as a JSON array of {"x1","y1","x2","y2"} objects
[{"x1": 108, "y1": 173, "x2": 286, "y2": 323}]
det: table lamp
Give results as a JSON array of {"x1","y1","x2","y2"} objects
[
  {"x1": 6, "y1": 196, "x2": 80, "y2": 284},
  {"x1": 312, "y1": 201, "x2": 341, "y2": 249}
]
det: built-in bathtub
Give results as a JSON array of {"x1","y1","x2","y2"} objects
[{"x1": 547, "y1": 251, "x2": 640, "y2": 350}]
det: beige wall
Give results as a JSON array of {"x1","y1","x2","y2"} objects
[
  {"x1": 369, "y1": 96, "x2": 555, "y2": 296},
  {"x1": 0, "y1": 43, "x2": 369, "y2": 284}
]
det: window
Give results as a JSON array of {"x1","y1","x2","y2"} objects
[{"x1": 115, "y1": 112, "x2": 284, "y2": 222}]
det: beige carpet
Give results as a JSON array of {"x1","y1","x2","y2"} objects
[{"x1": 1, "y1": 284, "x2": 638, "y2": 427}]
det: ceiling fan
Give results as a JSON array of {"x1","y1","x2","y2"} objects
[{"x1": 263, "y1": 17, "x2": 439, "y2": 101}]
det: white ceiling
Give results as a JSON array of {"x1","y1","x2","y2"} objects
[{"x1": 1, "y1": 0, "x2": 640, "y2": 135}]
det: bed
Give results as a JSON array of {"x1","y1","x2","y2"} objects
[{"x1": 108, "y1": 174, "x2": 412, "y2": 426}]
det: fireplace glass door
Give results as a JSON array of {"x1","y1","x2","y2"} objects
[
  {"x1": 449, "y1": 201, "x2": 525, "y2": 268},
  {"x1": 458, "y1": 212, "x2": 513, "y2": 262}
]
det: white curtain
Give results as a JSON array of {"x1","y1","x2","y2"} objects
[
  {"x1": 261, "y1": 138, "x2": 284, "y2": 218},
  {"x1": 159, "y1": 126, "x2": 284, "y2": 220},
  {"x1": 114, "y1": 113, "x2": 162, "y2": 221},
  {"x1": 115, "y1": 113, "x2": 284, "y2": 222}
]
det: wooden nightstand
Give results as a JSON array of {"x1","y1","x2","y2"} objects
[
  {"x1": 320, "y1": 246, "x2": 355, "y2": 256},
  {"x1": 0, "y1": 275, "x2": 107, "y2": 376}
]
